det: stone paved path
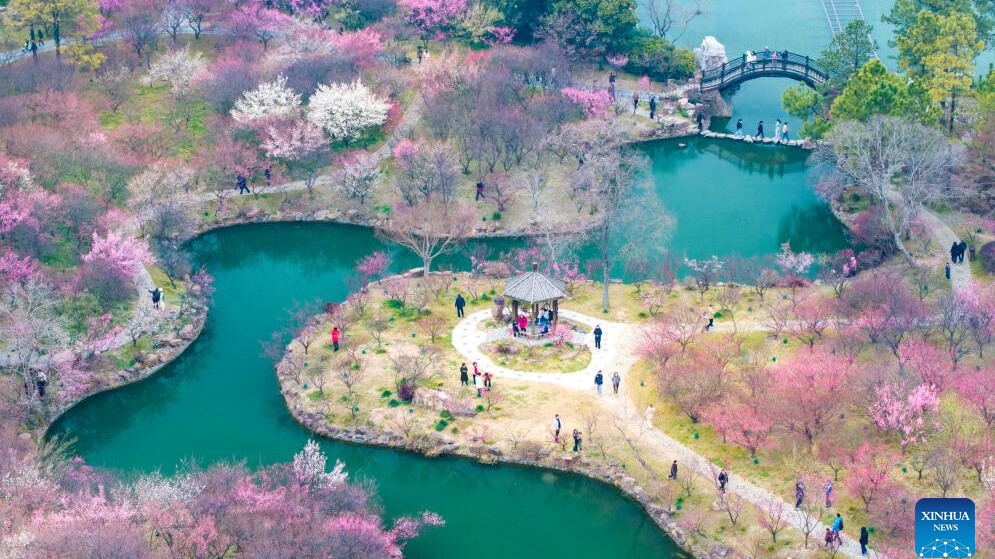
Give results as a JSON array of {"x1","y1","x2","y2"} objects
[{"x1": 451, "y1": 308, "x2": 864, "y2": 559}]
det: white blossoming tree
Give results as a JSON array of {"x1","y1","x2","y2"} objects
[
  {"x1": 231, "y1": 75, "x2": 302, "y2": 124},
  {"x1": 142, "y1": 48, "x2": 207, "y2": 95},
  {"x1": 334, "y1": 152, "x2": 382, "y2": 204},
  {"x1": 293, "y1": 439, "x2": 348, "y2": 489},
  {"x1": 306, "y1": 80, "x2": 390, "y2": 142}
]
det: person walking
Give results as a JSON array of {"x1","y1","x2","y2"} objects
[
  {"x1": 959, "y1": 240, "x2": 968, "y2": 262},
  {"x1": 795, "y1": 480, "x2": 806, "y2": 508},
  {"x1": 756, "y1": 120, "x2": 764, "y2": 139},
  {"x1": 859, "y1": 526, "x2": 869, "y2": 555},
  {"x1": 475, "y1": 180, "x2": 485, "y2": 201},
  {"x1": 553, "y1": 414, "x2": 562, "y2": 442},
  {"x1": 632, "y1": 93, "x2": 640, "y2": 114},
  {"x1": 611, "y1": 371, "x2": 621, "y2": 394},
  {"x1": 416, "y1": 45, "x2": 424, "y2": 63},
  {"x1": 593, "y1": 325, "x2": 603, "y2": 349},
  {"x1": 236, "y1": 174, "x2": 249, "y2": 194},
  {"x1": 460, "y1": 363, "x2": 469, "y2": 386},
  {"x1": 455, "y1": 293, "x2": 466, "y2": 318},
  {"x1": 668, "y1": 460, "x2": 678, "y2": 479},
  {"x1": 572, "y1": 429, "x2": 582, "y2": 452},
  {"x1": 696, "y1": 110, "x2": 704, "y2": 131},
  {"x1": 774, "y1": 119, "x2": 782, "y2": 142},
  {"x1": 149, "y1": 287, "x2": 162, "y2": 309},
  {"x1": 331, "y1": 327, "x2": 341, "y2": 351},
  {"x1": 474, "y1": 372, "x2": 484, "y2": 397},
  {"x1": 970, "y1": 243, "x2": 977, "y2": 261},
  {"x1": 483, "y1": 371, "x2": 492, "y2": 388},
  {"x1": 36, "y1": 371, "x2": 47, "y2": 398},
  {"x1": 264, "y1": 166, "x2": 272, "y2": 188},
  {"x1": 832, "y1": 513, "x2": 843, "y2": 535},
  {"x1": 781, "y1": 121, "x2": 789, "y2": 141},
  {"x1": 951, "y1": 241, "x2": 960, "y2": 263},
  {"x1": 650, "y1": 96, "x2": 658, "y2": 120},
  {"x1": 824, "y1": 528, "x2": 835, "y2": 548},
  {"x1": 594, "y1": 371, "x2": 604, "y2": 395},
  {"x1": 945, "y1": 261, "x2": 951, "y2": 280},
  {"x1": 718, "y1": 470, "x2": 728, "y2": 493},
  {"x1": 824, "y1": 479, "x2": 833, "y2": 508},
  {"x1": 735, "y1": 118, "x2": 743, "y2": 137}
]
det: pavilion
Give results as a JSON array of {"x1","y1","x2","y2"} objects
[{"x1": 502, "y1": 263, "x2": 566, "y2": 337}]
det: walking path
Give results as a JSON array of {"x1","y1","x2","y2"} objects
[
  {"x1": 451, "y1": 308, "x2": 864, "y2": 559},
  {"x1": 919, "y1": 208, "x2": 972, "y2": 289}
]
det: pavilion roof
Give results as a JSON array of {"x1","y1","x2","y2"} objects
[{"x1": 502, "y1": 265, "x2": 566, "y2": 304}]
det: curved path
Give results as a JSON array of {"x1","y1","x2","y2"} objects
[{"x1": 452, "y1": 308, "x2": 864, "y2": 559}]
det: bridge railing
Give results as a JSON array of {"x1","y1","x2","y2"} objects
[{"x1": 700, "y1": 51, "x2": 834, "y2": 90}]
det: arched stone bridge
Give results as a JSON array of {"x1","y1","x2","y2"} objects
[{"x1": 700, "y1": 52, "x2": 834, "y2": 92}]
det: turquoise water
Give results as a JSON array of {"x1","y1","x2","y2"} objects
[{"x1": 640, "y1": 137, "x2": 851, "y2": 259}]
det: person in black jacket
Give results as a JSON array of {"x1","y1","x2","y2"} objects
[
  {"x1": 593, "y1": 325, "x2": 603, "y2": 349},
  {"x1": 859, "y1": 527, "x2": 869, "y2": 555},
  {"x1": 455, "y1": 294, "x2": 466, "y2": 318},
  {"x1": 459, "y1": 363, "x2": 469, "y2": 386}
]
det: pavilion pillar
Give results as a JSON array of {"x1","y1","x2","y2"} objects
[
  {"x1": 553, "y1": 299, "x2": 559, "y2": 327},
  {"x1": 511, "y1": 299, "x2": 518, "y2": 329},
  {"x1": 531, "y1": 303, "x2": 538, "y2": 336}
]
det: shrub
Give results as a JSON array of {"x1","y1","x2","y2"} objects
[
  {"x1": 627, "y1": 36, "x2": 696, "y2": 81},
  {"x1": 381, "y1": 389, "x2": 393, "y2": 398},
  {"x1": 492, "y1": 211, "x2": 502, "y2": 221},
  {"x1": 388, "y1": 399, "x2": 400, "y2": 407},
  {"x1": 398, "y1": 381, "x2": 416, "y2": 401},
  {"x1": 980, "y1": 241, "x2": 995, "y2": 273},
  {"x1": 440, "y1": 409, "x2": 453, "y2": 420},
  {"x1": 435, "y1": 418, "x2": 448, "y2": 431}
]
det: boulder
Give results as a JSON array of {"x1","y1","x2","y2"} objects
[
  {"x1": 178, "y1": 324, "x2": 196, "y2": 340},
  {"x1": 693, "y1": 36, "x2": 728, "y2": 72}
]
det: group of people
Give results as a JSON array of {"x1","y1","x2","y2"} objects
[
  {"x1": 459, "y1": 362, "x2": 493, "y2": 397},
  {"x1": 744, "y1": 47, "x2": 790, "y2": 68},
  {"x1": 794, "y1": 478, "x2": 834, "y2": 509},
  {"x1": 734, "y1": 117, "x2": 790, "y2": 142},
  {"x1": 945, "y1": 240, "x2": 973, "y2": 280},
  {"x1": 593, "y1": 370, "x2": 621, "y2": 395},
  {"x1": 552, "y1": 414, "x2": 584, "y2": 452},
  {"x1": 606, "y1": 73, "x2": 661, "y2": 120},
  {"x1": 512, "y1": 307, "x2": 556, "y2": 337}
]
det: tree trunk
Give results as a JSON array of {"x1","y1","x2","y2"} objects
[
  {"x1": 423, "y1": 256, "x2": 432, "y2": 275},
  {"x1": 601, "y1": 258, "x2": 610, "y2": 312},
  {"x1": 53, "y1": 22, "x2": 61, "y2": 58}
]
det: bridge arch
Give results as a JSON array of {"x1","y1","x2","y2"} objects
[{"x1": 700, "y1": 52, "x2": 833, "y2": 92}]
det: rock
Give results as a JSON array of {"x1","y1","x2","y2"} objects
[
  {"x1": 314, "y1": 209, "x2": 332, "y2": 221},
  {"x1": 344, "y1": 209, "x2": 361, "y2": 221},
  {"x1": 694, "y1": 36, "x2": 728, "y2": 72},
  {"x1": 244, "y1": 207, "x2": 263, "y2": 219},
  {"x1": 143, "y1": 353, "x2": 160, "y2": 366},
  {"x1": 178, "y1": 324, "x2": 196, "y2": 340}
]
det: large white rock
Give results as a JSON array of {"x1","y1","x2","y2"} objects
[{"x1": 694, "y1": 36, "x2": 728, "y2": 72}]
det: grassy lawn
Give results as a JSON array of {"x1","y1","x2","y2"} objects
[{"x1": 483, "y1": 340, "x2": 592, "y2": 373}]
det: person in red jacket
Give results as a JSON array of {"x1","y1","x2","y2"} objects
[{"x1": 331, "y1": 327, "x2": 341, "y2": 351}]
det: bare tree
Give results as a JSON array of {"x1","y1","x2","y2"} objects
[
  {"x1": 388, "y1": 345, "x2": 442, "y2": 398},
  {"x1": 640, "y1": 0, "x2": 708, "y2": 42},
  {"x1": 124, "y1": 310, "x2": 162, "y2": 347},
  {"x1": 366, "y1": 313, "x2": 390, "y2": 348},
  {"x1": 797, "y1": 499, "x2": 827, "y2": 548},
  {"x1": 721, "y1": 493, "x2": 746, "y2": 526},
  {"x1": 334, "y1": 354, "x2": 366, "y2": 420},
  {"x1": 522, "y1": 171, "x2": 547, "y2": 213},
  {"x1": 376, "y1": 202, "x2": 474, "y2": 273},
  {"x1": 483, "y1": 387, "x2": 506, "y2": 412},
  {"x1": 820, "y1": 116, "x2": 954, "y2": 264},
  {"x1": 930, "y1": 448, "x2": 960, "y2": 497},
  {"x1": 416, "y1": 315, "x2": 447, "y2": 343},
  {"x1": 756, "y1": 497, "x2": 789, "y2": 543},
  {"x1": 0, "y1": 279, "x2": 67, "y2": 402},
  {"x1": 579, "y1": 116, "x2": 672, "y2": 311},
  {"x1": 288, "y1": 300, "x2": 322, "y2": 355},
  {"x1": 677, "y1": 462, "x2": 700, "y2": 497}
]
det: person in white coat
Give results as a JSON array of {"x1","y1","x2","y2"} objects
[{"x1": 474, "y1": 373, "x2": 484, "y2": 397}]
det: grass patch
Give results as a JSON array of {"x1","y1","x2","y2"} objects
[{"x1": 482, "y1": 340, "x2": 592, "y2": 373}]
